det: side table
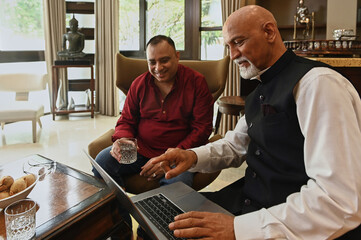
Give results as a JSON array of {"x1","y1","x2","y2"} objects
[
  {"x1": 52, "y1": 64, "x2": 94, "y2": 120},
  {"x1": 214, "y1": 96, "x2": 245, "y2": 134}
]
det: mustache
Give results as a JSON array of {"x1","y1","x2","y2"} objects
[{"x1": 233, "y1": 56, "x2": 250, "y2": 66}]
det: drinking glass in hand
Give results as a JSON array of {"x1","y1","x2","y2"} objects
[
  {"x1": 5, "y1": 199, "x2": 37, "y2": 240},
  {"x1": 118, "y1": 138, "x2": 137, "y2": 164}
]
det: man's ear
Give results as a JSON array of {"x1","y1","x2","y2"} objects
[{"x1": 263, "y1": 21, "x2": 277, "y2": 42}]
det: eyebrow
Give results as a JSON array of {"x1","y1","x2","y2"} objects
[
  {"x1": 147, "y1": 56, "x2": 171, "y2": 62},
  {"x1": 231, "y1": 35, "x2": 246, "y2": 42}
]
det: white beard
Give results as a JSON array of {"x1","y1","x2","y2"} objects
[{"x1": 234, "y1": 57, "x2": 261, "y2": 79}]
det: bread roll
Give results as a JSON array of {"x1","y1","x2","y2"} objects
[
  {"x1": 9, "y1": 178, "x2": 27, "y2": 196},
  {"x1": 0, "y1": 190, "x2": 10, "y2": 200},
  {"x1": 0, "y1": 176, "x2": 14, "y2": 191},
  {"x1": 22, "y1": 174, "x2": 36, "y2": 187}
]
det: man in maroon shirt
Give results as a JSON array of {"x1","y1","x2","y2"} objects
[{"x1": 92, "y1": 35, "x2": 213, "y2": 189}]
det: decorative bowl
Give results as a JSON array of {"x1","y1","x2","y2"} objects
[{"x1": 0, "y1": 174, "x2": 38, "y2": 210}]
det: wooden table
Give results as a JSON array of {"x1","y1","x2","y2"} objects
[{"x1": 0, "y1": 155, "x2": 131, "y2": 240}]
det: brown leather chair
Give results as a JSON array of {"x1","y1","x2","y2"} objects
[{"x1": 88, "y1": 53, "x2": 230, "y2": 194}]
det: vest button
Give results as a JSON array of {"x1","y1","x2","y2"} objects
[
  {"x1": 255, "y1": 149, "x2": 261, "y2": 156},
  {"x1": 244, "y1": 199, "x2": 251, "y2": 206},
  {"x1": 249, "y1": 122, "x2": 253, "y2": 128},
  {"x1": 252, "y1": 171, "x2": 257, "y2": 178},
  {"x1": 259, "y1": 95, "x2": 265, "y2": 101}
]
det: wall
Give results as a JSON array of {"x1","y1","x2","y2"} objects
[{"x1": 326, "y1": 0, "x2": 357, "y2": 39}]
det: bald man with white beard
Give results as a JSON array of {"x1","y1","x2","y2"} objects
[{"x1": 150, "y1": 5, "x2": 361, "y2": 240}]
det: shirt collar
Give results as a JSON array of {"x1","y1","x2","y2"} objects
[{"x1": 251, "y1": 68, "x2": 269, "y2": 82}]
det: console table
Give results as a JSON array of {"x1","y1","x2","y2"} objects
[{"x1": 52, "y1": 64, "x2": 94, "y2": 120}]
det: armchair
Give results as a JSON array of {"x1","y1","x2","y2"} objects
[{"x1": 88, "y1": 53, "x2": 230, "y2": 194}]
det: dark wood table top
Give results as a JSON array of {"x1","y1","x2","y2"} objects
[{"x1": 0, "y1": 154, "x2": 131, "y2": 240}]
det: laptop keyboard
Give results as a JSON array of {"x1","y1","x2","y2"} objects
[{"x1": 135, "y1": 193, "x2": 186, "y2": 240}]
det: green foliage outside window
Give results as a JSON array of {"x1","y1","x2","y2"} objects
[
  {"x1": 119, "y1": 0, "x2": 140, "y2": 50},
  {"x1": 146, "y1": 0, "x2": 184, "y2": 50},
  {"x1": 201, "y1": 0, "x2": 222, "y2": 60},
  {"x1": 0, "y1": 0, "x2": 43, "y2": 38}
]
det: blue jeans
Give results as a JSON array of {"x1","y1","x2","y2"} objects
[{"x1": 92, "y1": 146, "x2": 194, "y2": 188}]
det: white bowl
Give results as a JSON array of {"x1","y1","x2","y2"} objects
[{"x1": 0, "y1": 174, "x2": 38, "y2": 210}]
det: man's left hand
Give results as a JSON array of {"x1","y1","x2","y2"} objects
[
  {"x1": 139, "y1": 161, "x2": 164, "y2": 181},
  {"x1": 169, "y1": 211, "x2": 235, "y2": 240}
]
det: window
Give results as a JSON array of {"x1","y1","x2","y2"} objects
[
  {"x1": 119, "y1": 1, "x2": 140, "y2": 51},
  {"x1": 200, "y1": 0, "x2": 223, "y2": 60},
  {"x1": 146, "y1": 0, "x2": 185, "y2": 50},
  {"x1": 119, "y1": 0, "x2": 199, "y2": 59},
  {"x1": 0, "y1": 0, "x2": 45, "y2": 51},
  {"x1": 0, "y1": 0, "x2": 45, "y2": 63},
  {"x1": 0, "y1": 0, "x2": 49, "y2": 112}
]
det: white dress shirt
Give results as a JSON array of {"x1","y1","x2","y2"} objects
[{"x1": 190, "y1": 67, "x2": 361, "y2": 239}]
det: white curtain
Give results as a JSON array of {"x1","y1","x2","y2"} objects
[
  {"x1": 43, "y1": 0, "x2": 67, "y2": 109},
  {"x1": 95, "y1": 0, "x2": 120, "y2": 116},
  {"x1": 219, "y1": 0, "x2": 248, "y2": 136}
]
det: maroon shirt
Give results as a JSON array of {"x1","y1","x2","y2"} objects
[{"x1": 112, "y1": 64, "x2": 214, "y2": 158}]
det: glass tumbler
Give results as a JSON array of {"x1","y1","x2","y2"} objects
[
  {"x1": 118, "y1": 138, "x2": 137, "y2": 164},
  {"x1": 5, "y1": 199, "x2": 37, "y2": 240}
]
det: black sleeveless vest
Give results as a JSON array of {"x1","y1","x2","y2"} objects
[{"x1": 242, "y1": 50, "x2": 361, "y2": 239}]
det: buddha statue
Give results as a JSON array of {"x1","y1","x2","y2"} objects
[{"x1": 57, "y1": 16, "x2": 86, "y2": 58}]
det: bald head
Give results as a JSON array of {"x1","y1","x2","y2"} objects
[
  {"x1": 224, "y1": 5, "x2": 277, "y2": 31},
  {"x1": 223, "y1": 5, "x2": 286, "y2": 75}
]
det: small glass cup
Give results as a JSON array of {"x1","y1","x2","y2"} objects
[
  {"x1": 5, "y1": 199, "x2": 37, "y2": 240},
  {"x1": 118, "y1": 138, "x2": 137, "y2": 164}
]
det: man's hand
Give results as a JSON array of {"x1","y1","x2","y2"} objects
[
  {"x1": 150, "y1": 148, "x2": 197, "y2": 180},
  {"x1": 110, "y1": 140, "x2": 122, "y2": 162},
  {"x1": 110, "y1": 138, "x2": 138, "y2": 163},
  {"x1": 169, "y1": 211, "x2": 235, "y2": 240},
  {"x1": 139, "y1": 161, "x2": 164, "y2": 181}
]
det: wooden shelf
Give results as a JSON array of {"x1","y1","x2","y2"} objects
[
  {"x1": 66, "y1": 2, "x2": 94, "y2": 14},
  {"x1": 284, "y1": 40, "x2": 361, "y2": 57},
  {"x1": 52, "y1": 64, "x2": 95, "y2": 120},
  {"x1": 54, "y1": 105, "x2": 93, "y2": 115}
]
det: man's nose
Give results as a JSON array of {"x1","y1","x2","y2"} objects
[
  {"x1": 229, "y1": 46, "x2": 240, "y2": 61},
  {"x1": 155, "y1": 62, "x2": 163, "y2": 72}
]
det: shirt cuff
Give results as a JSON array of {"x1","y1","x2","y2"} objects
[
  {"x1": 234, "y1": 212, "x2": 264, "y2": 240},
  {"x1": 188, "y1": 146, "x2": 209, "y2": 172}
]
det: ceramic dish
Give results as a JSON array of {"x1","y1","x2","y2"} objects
[{"x1": 0, "y1": 174, "x2": 38, "y2": 210}]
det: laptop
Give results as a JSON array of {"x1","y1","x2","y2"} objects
[{"x1": 84, "y1": 150, "x2": 233, "y2": 240}]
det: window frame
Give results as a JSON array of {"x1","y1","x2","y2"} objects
[
  {"x1": 0, "y1": 51, "x2": 45, "y2": 63},
  {"x1": 120, "y1": 0, "x2": 200, "y2": 60}
]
